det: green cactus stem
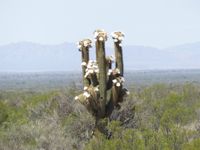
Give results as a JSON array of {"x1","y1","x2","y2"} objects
[
  {"x1": 106, "y1": 56, "x2": 114, "y2": 78},
  {"x1": 111, "y1": 85, "x2": 119, "y2": 106},
  {"x1": 78, "y1": 39, "x2": 92, "y2": 87},
  {"x1": 106, "y1": 56, "x2": 112, "y2": 69},
  {"x1": 95, "y1": 41, "x2": 99, "y2": 62},
  {"x1": 90, "y1": 74, "x2": 99, "y2": 87},
  {"x1": 115, "y1": 42, "x2": 123, "y2": 76},
  {"x1": 94, "y1": 30, "x2": 108, "y2": 117},
  {"x1": 94, "y1": 29, "x2": 104, "y2": 62},
  {"x1": 112, "y1": 32, "x2": 125, "y2": 76}
]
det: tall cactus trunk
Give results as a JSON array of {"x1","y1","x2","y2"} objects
[
  {"x1": 97, "y1": 40, "x2": 107, "y2": 117},
  {"x1": 114, "y1": 41, "x2": 124, "y2": 76}
]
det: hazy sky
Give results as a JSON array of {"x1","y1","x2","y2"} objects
[{"x1": 0, "y1": 0, "x2": 200, "y2": 48}]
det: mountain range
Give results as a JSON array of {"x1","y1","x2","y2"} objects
[{"x1": 0, "y1": 41, "x2": 200, "y2": 72}]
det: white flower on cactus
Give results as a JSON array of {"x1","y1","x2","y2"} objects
[
  {"x1": 87, "y1": 66, "x2": 92, "y2": 69},
  {"x1": 118, "y1": 36, "x2": 123, "y2": 41},
  {"x1": 89, "y1": 70, "x2": 94, "y2": 74},
  {"x1": 94, "y1": 87, "x2": 99, "y2": 92},
  {"x1": 94, "y1": 32, "x2": 99, "y2": 38},
  {"x1": 95, "y1": 69, "x2": 99, "y2": 73},
  {"x1": 107, "y1": 69, "x2": 113, "y2": 75},
  {"x1": 77, "y1": 45, "x2": 82, "y2": 49},
  {"x1": 112, "y1": 79, "x2": 117, "y2": 83},
  {"x1": 86, "y1": 94, "x2": 90, "y2": 98},
  {"x1": 74, "y1": 96, "x2": 79, "y2": 100},
  {"x1": 76, "y1": 42, "x2": 81, "y2": 47},
  {"x1": 83, "y1": 91, "x2": 90, "y2": 98},
  {"x1": 119, "y1": 43, "x2": 122, "y2": 47},
  {"x1": 111, "y1": 31, "x2": 125, "y2": 42},
  {"x1": 84, "y1": 86, "x2": 88, "y2": 90},
  {"x1": 126, "y1": 91, "x2": 130, "y2": 95},
  {"x1": 121, "y1": 77, "x2": 125, "y2": 82},
  {"x1": 116, "y1": 82, "x2": 121, "y2": 87},
  {"x1": 114, "y1": 39, "x2": 118, "y2": 42},
  {"x1": 84, "y1": 72, "x2": 89, "y2": 78},
  {"x1": 99, "y1": 37, "x2": 104, "y2": 41},
  {"x1": 115, "y1": 68, "x2": 120, "y2": 74},
  {"x1": 111, "y1": 32, "x2": 118, "y2": 38},
  {"x1": 83, "y1": 41, "x2": 88, "y2": 47},
  {"x1": 81, "y1": 62, "x2": 87, "y2": 66},
  {"x1": 94, "y1": 65, "x2": 98, "y2": 69},
  {"x1": 111, "y1": 32, "x2": 116, "y2": 37}
]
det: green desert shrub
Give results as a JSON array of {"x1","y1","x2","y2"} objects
[{"x1": 183, "y1": 138, "x2": 200, "y2": 150}]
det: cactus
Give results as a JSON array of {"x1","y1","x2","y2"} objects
[{"x1": 75, "y1": 30, "x2": 129, "y2": 136}]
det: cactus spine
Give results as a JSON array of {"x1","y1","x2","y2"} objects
[{"x1": 75, "y1": 30, "x2": 129, "y2": 135}]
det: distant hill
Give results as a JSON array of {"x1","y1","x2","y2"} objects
[
  {"x1": 0, "y1": 41, "x2": 200, "y2": 72},
  {"x1": 0, "y1": 42, "x2": 79, "y2": 72},
  {"x1": 124, "y1": 42, "x2": 200, "y2": 70}
]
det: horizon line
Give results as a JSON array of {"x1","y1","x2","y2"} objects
[
  {"x1": 1, "y1": 68, "x2": 200, "y2": 74},
  {"x1": 0, "y1": 40, "x2": 200, "y2": 50}
]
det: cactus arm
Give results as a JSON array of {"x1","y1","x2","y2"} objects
[
  {"x1": 114, "y1": 42, "x2": 124, "y2": 76},
  {"x1": 78, "y1": 39, "x2": 92, "y2": 87},
  {"x1": 97, "y1": 40, "x2": 107, "y2": 117},
  {"x1": 82, "y1": 46, "x2": 90, "y2": 86},
  {"x1": 111, "y1": 85, "x2": 119, "y2": 106},
  {"x1": 112, "y1": 32, "x2": 125, "y2": 76}
]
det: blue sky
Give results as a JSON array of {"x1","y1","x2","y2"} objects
[{"x1": 0, "y1": 0, "x2": 200, "y2": 48}]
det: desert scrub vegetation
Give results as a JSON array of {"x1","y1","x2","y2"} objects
[
  {"x1": 85, "y1": 83, "x2": 200, "y2": 150},
  {"x1": 0, "y1": 85, "x2": 94, "y2": 150},
  {"x1": 0, "y1": 83, "x2": 200, "y2": 150}
]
